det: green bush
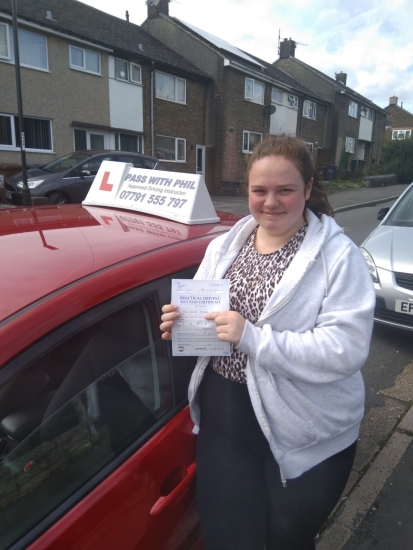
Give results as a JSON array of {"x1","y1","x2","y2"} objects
[{"x1": 379, "y1": 138, "x2": 413, "y2": 183}]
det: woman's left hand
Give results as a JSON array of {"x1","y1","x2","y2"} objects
[{"x1": 204, "y1": 311, "x2": 246, "y2": 346}]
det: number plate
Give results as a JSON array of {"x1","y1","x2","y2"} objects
[
  {"x1": 5, "y1": 191, "x2": 12, "y2": 199},
  {"x1": 395, "y1": 300, "x2": 413, "y2": 315}
]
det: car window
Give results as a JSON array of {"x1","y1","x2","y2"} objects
[
  {"x1": 0, "y1": 297, "x2": 172, "y2": 549},
  {"x1": 142, "y1": 158, "x2": 156, "y2": 169},
  {"x1": 43, "y1": 153, "x2": 93, "y2": 173},
  {"x1": 116, "y1": 155, "x2": 143, "y2": 168},
  {"x1": 386, "y1": 185, "x2": 413, "y2": 227}
]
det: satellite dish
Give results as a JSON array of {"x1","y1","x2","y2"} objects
[
  {"x1": 263, "y1": 105, "x2": 276, "y2": 115},
  {"x1": 150, "y1": 0, "x2": 160, "y2": 6}
]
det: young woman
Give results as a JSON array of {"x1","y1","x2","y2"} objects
[{"x1": 160, "y1": 136, "x2": 375, "y2": 550}]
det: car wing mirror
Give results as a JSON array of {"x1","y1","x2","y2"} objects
[
  {"x1": 377, "y1": 207, "x2": 390, "y2": 221},
  {"x1": 80, "y1": 170, "x2": 91, "y2": 177}
]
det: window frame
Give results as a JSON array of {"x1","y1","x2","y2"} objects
[
  {"x1": 114, "y1": 58, "x2": 142, "y2": 85},
  {"x1": 303, "y1": 100, "x2": 317, "y2": 120},
  {"x1": 155, "y1": 135, "x2": 186, "y2": 162},
  {"x1": 271, "y1": 87, "x2": 283, "y2": 105},
  {"x1": 345, "y1": 136, "x2": 355, "y2": 153},
  {"x1": 245, "y1": 78, "x2": 265, "y2": 105},
  {"x1": 287, "y1": 94, "x2": 298, "y2": 109},
  {"x1": 0, "y1": 24, "x2": 48, "y2": 71},
  {"x1": 0, "y1": 21, "x2": 11, "y2": 60},
  {"x1": 360, "y1": 106, "x2": 373, "y2": 120},
  {"x1": 0, "y1": 113, "x2": 53, "y2": 152},
  {"x1": 242, "y1": 130, "x2": 263, "y2": 154},
  {"x1": 391, "y1": 129, "x2": 412, "y2": 140},
  {"x1": 348, "y1": 101, "x2": 358, "y2": 118},
  {"x1": 69, "y1": 45, "x2": 101, "y2": 75},
  {"x1": 155, "y1": 71, "x2": 186, "y2": 104}
]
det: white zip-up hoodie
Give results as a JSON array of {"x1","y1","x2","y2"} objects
[{"x1": 188, "y1": 209, "x2": 375, "y2": 481}]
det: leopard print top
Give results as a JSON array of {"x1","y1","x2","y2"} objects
[{"x1": 211, "y1": 223, "x2": 308, "y2": 384}]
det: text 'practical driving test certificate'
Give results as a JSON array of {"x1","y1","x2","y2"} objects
[{"x1": 171, "y1": 279, "x2": 230, "y2": 356}]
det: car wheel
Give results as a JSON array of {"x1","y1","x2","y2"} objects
[{"x1": 48, "y1": 192, "x2": 69, "y2": 205}]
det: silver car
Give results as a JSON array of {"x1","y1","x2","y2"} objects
[{"x1": 360, "y1": 182, "x2": 413, "y2": 331}]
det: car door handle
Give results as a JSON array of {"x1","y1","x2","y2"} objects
[{"x1": 150, "y1": 462, "x2": 196, "y2": 516}]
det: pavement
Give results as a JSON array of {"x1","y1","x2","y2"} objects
[
  {"x1": 2, "y1": 183, "x2": 412, "y2": 548},
  {"x1": 211, "y1": 183, "x2": 413, "y2": 550}
]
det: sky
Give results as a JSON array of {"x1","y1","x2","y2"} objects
[{"x1": 79, "y1": 0, "x2": 413, "y2": 113}]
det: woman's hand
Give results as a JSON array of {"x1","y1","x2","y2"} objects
[
  {"x1": 160, "y1": 303, "x2": 180, "y2": 340},
  {"x1": 204, "y1": 311, "x2": 246, "y2": 346}
]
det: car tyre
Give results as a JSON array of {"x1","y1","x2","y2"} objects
[{"x1": 48, "y1": 192, "x2": 69, "y2": 205}]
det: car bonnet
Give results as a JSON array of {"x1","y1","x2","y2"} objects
[{"x1": 363, "y1": 225, "x2": 413, "y2": 274}]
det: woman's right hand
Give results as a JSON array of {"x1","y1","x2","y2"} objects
[{"x1": 160, "y1": 304, "x2": 180, "y2": 340}]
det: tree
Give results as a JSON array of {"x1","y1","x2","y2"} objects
[{"x1": 379, "y1": 138, "x2": 413, "y2": 183}]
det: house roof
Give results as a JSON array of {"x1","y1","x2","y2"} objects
[
  {"x1": 171, "y1": 17, "x2": 329, "y2": 104},
  {"x1": 275, "y1": 56, "x2": 387, "y2": 114},
  {"x1": 0, "y1": 0, "x2": 209, "y2": 79}
]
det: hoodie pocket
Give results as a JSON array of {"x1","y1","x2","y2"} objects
[{"x1": 261, "y1": 375, "x2": 317, "y2": 452}]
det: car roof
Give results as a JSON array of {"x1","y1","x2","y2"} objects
[
  {"x1": 70, "y1": 150, "x2": 160, "y2": 161},
  {"x1": 0, "y1": 204, "x2": 238, "y2": 323}
]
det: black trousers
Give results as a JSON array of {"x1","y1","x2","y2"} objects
[{"x1": 196, "y1": 365, "x2": 357, "y2": 550}]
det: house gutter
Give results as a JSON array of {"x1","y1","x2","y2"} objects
[{"x1": 0, "y1": 11, "x2": 113, "y2": 52}]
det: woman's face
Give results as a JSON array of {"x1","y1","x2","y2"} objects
[{"x1": 248, "y1": 155, "x2": 312, "y2": 241}]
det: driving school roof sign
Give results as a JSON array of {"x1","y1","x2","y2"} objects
[{"x1": 83, "y1": 162, "x2": 219, "y2": 225}]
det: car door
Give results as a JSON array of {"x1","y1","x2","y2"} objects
[
  {"x1": 71, "y1": 156, "x2": 115, "y2": 202},
  {"x1": 0, "y1": 275, "x2": 202, "y2": 550}
]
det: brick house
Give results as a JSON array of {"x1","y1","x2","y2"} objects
[
  {"x1": 275, "y1": 39, "x2": 387, "y2": 171},
  {"x1": 0, "y1": 0, "x2": 211, "y2": 183},
  {"x1": 142, "y1": 1, "x2": 330, "y2": 193},
  {"x1": 384, "y1": 96, "x2": 413, "y2": 142}
]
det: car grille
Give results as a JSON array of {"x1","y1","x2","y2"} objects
[
  {"x1": 395, "y1": 272, "x2": 413, "y2": 291},
  {"x1": 374, "y1": 297, "x2": 413, "y2": 328}
]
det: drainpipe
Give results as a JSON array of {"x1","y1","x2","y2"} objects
[{"x1": 151, "y1": 62, "x2": 155, "y2": 155}]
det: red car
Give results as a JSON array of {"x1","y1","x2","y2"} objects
[{"x1": 0, "y1": 193, "x2": 239, "y2": 549}]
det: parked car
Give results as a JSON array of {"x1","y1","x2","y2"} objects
[
  {"x1": 360, "y1": 182, "x2": 413, "y2": 332},
  {"x1": 3, "y1": 151, "x2": 165, "y2": 205},
  {"x1": 0, "y1": 195, "x2": 240, "y2": 549}
]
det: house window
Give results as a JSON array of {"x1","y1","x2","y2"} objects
[
  {"x1": 155, "y1": 72, "x2": 186, "y2": 104},
  {"x1": 69, "y1": 45, "x2": 101, "y2": 75},
  {"x1": 0, "y1": 114, "x2": 52, "y2": 151},
  {"x1": 303, "y1": 100, "x2": 317, "y2": 120},
  {"x1": 115, "y1": 59, "x2": 141, "y2": 84},
  {"x1": 304, "y1": 142, "x2": 314, "y2": 153},
  {"x1": 155, "y1": 135, "x2": 186, "y2": 162},
  {"x1": 392, "y1": 129, "x2": 411, "y2": 140},
  {"x1": 74, "y1": 128, "x2": 106, "y2": 150},
  {"x1": 0, "y1": 24, "x2": 47, "y2": 70},
  {"x1": 348, "y1": 101, "x2": 358, "y2": 118},
  {"x1": 360, "y1": 106, "x2": 373, "y2": 120},
  {"x1": 0, "y1": 22, "x2": 10, "y2": 59},
  {"x1": 271, "y1": 87, "x2": 283, "y2": 104},
  {"x1": 245, "y1": 78, "x2": 264, "y2": 104},
  {"x1": 287, "y1": 94, "x2": 298, "y2": 109},
  {"x1": 345, "y1": 137, "x2": 355, "y2": 153},
  {"x1": 242, "y1": 131, "x2": 262, "y2": 153},
  {"x1": 115, "y1": 133, "x2": 143, "y2": 153}
]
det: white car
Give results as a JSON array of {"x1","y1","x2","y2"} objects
[{"x1": 360, "y1": 182, "x2": 413, "y2": 331}]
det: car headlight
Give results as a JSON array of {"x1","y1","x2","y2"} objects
[
  {"x1": 17, "y1": 179, "x2": 45, "y2": 189},
  {"x1": 360, "y1": 247, "x2": 380, "y2": 283}
]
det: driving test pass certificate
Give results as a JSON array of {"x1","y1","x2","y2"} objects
[{"x1": 171, "y1": 279, "x2": 230, "y2": 356}]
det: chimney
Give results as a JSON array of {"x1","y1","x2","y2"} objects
[
  {"x1": 279, "y1": 38, "x2": 296, "y2": 59},
  {"x1": 125, "y1": 10, "x2": 129, "y2": 22},
  {"x1": 389, "y1": 96, "x2": 398, "y2": 105},
  {"x1": 147, "y1": 0, "x2": 170, "y2": 20},
  {"x1": 335, "y1": 72, "x2": 347, "y2": 85}
]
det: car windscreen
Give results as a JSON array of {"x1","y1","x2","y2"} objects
[
  {"x1": 42, "y1": 152, "x2": 95, "y2": 173},
  {"x1": 385, "y1": 185, "x2": 413, "y2": 227}
]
